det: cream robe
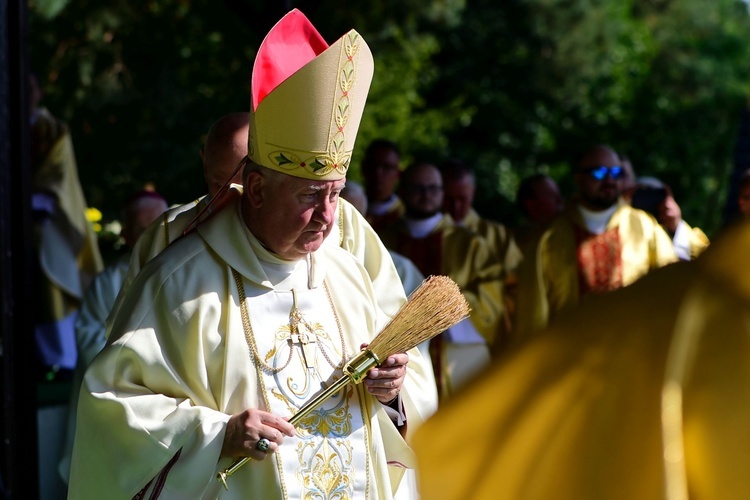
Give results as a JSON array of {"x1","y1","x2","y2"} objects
[
  {"x1": 414, "y1": 219, "x2": 750, "y2": 500},
  {"x1": 105, "y1": 195, "x2": 204, "y2": 333},
  {"x1": 114, "y1": 187, "x2": 437, "y2": 418},
  {"x1": 514, "y1": 200, "x2": 678, "y2": 341},
  {"x1": 59, "y1": 254, "x2": 131, "y2": 482},
  {"x1": 119, "y1": 188, "x2": 437, "y2": 417},
  {"x1": 127, "y1": 196, "x2": 204, "y2": 278},
  {"x1": 69, "y1": 196, "x2": 432, "y2": 499},
  {"x1": 460, "y1": 208, "x2": 522, "y2": 272},
  {"x1": 119, "y1": 191, "x2": 411, "y2": 331}
]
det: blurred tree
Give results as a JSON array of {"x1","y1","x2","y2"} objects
[
  {"x1": 30, "y1": 0, "x2": 257, "y2": 218},
  {"x1": 29, "y1": 0, "x2": 750, "y2": 235},
  {"x1": 429, "y1": 0, "x2": 750, "y2": 231},
  {"x1": 29, "y1": 0, "x2": 462, "y2": 217}
]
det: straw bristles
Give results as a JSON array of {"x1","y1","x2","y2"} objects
[{"x1": 368, "y1": 275, "x2": 471, "y2": 360}]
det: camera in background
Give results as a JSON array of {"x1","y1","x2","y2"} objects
[{"x1": 631, "y1": 177, "x2": 668, "y2": 219}]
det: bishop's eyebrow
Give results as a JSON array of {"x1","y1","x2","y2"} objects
[{"x1": 306, "y1": 182, "x2": 346, "y2": 192}]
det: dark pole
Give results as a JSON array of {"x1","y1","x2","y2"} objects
[
  {"x1": 723, "y1": 106, "x2": 750, "y2": 225},
  {"x1": 0, "y1": 0, "x2": 39, "y2": 497}
]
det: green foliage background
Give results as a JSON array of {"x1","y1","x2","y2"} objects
[{"x1": 29, "y1": 0, "x2": 750, "y2": 235}]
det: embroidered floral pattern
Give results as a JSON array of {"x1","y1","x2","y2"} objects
[
  {"x1": 267, "y1": 32, "x2": 361, "y2": 178},
  {"x1": 575, "y1": 226, "x2": 623, "y2": 295},
  {"x1": 296, "y1": 387, "x2": 353, "y2": 438},
  {"x1": 297, "y1": 439, "x2": 354, "y2": 500}
]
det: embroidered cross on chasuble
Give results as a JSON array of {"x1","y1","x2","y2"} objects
[
  {"x1": 239, "y1": 281, "x2": 372, "y2": 499},
  {"x1": 574, "y1": 226, "x2": 624, "y2": 296}
]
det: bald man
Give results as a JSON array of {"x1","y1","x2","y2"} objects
[
  {"x1": 515, "y1": 145, "x2": 677, "y2": 341},
  {"x1": 125, "y1": 112, "x2": 250, "y2": 278},
  {"x1": 103, "y1": 113, "x2": 251, "y2": 339},
  {"x1": 200, "y1": 112, "x2": 251, "y2": 196}
]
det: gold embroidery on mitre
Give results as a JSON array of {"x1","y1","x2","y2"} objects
[
  {"x1": 266, "y1": 32, "x2": 362, "y2": 178},
  {"x1": 268, "y1": 150, "x2": 349, "y2": 177}
]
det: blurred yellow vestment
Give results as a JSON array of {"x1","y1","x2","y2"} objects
[{"x1": 414, "y1": 219, "x2": 750, "y2": 500}]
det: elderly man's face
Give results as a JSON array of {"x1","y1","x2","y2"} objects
[
  {"x1": 245, "y1": 171, "x2": 344, "y2": 260},
  {"x1": 575, "y1": 147, "x2": 623, "y2": 210}
]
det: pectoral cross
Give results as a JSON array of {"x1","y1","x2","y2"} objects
[
  {"x1": 291, "y1": 326, "x2": 317, "y2": 369},
  {"x1": 290, "y1": 289, "x2": 317, "y2": 369}
]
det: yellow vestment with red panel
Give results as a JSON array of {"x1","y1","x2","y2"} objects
[{"x1": 515, "y1": 199, "x2": 677, "y2": 341}]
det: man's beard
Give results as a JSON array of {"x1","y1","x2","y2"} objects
[
  {"x1": 406, "y1": 207, "x2": 441, "y2": 220},
  {"x1": 581, "y1": 190, "x2": 618, "y2": 210}
]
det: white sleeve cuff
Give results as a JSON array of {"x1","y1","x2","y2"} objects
[
  {"x1": 671, "y1": 220, "x2": 692, "y2": 261},
  {"x1": 382, "y1": 393, "x2": 406, "y2": 426}
]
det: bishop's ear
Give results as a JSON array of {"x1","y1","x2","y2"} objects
[{"x1": 244, "y1": 170, "x2": 265, "y2": 208}]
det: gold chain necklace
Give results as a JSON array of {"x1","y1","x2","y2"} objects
[{"x1": 232, "y1": 268, "x2": 348, "y2": 374}]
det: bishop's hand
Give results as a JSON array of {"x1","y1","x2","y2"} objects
[
  {"x1": 363, "y1": 347, "x2": 409, "y2": 405},
  {"x1": 222, "y1": 409, "x2": 296, "y2": 460}
]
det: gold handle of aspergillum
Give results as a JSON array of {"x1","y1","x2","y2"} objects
[{"x1": 216, "y1": 349, "x2": 380, "y2": 490}]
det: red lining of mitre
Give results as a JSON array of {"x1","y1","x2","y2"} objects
[{"x1": 251, "y1": 9, "x2": 329, "y2": 112}]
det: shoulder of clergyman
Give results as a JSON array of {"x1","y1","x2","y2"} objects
[{"x1": 134, "y1": 231, "x2": 219, "y2": 301}]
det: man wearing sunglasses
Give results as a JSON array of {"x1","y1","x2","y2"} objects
[{"x1": 514, "y1": 144, "x2": 678, "y2": 340}]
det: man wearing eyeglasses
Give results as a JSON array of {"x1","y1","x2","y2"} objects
[
  {"x1": 514, "y1": 144, "x2": 678, "y2": 340},
  {"x1": 361, "y1": 139, "x2": 405, "y2": 235},
  {"x1": 379, "y1": 161, "x2": 505, "y2": 401}
]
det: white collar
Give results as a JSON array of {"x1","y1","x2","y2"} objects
[
  {"x1": 368, "y1": 195, "x2": 400, "y2": 216},
  {"x1": 404, "y1": 213, "x2": 444, "y2": 239},
  {"x1": 577, "y1": 203, "x2": 617, "y2": 235}
]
